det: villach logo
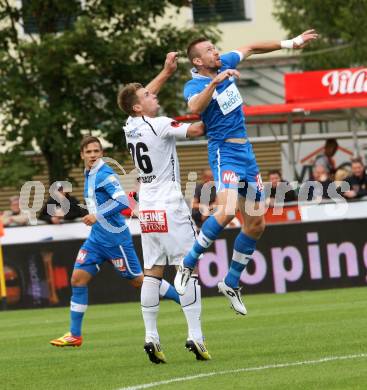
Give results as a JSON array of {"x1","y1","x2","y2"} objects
[{"x1": 321, "y1": 68, "x2": 367, "y2": 96}]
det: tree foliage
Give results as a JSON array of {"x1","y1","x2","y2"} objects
[
  {"x1": 273, "y1": 0, "x2": 367, "y2": 70},
  {"x1": 0, "y1": 0, "x2": 218, "y2": 185}
]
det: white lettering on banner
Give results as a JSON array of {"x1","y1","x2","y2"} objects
[
  {"x1": 271, "y1": 247, "x2": 304, "y2": 293},
  {"x1": 307, "y1": 232, "x2": 323, "y2": 279},
  {"x1": 139, "y1": 210, "x2": 168, "y2": 233},
  {"x1": 198, "y1": 232, "x2": 367, "y2": 293},
  {"x1": 327, "y1": 243, "x2": 359, "y2": 278},
  {"x1": 216, "y1": 83, "x2": 243, "y2": 115},
  {"x1": 321, "y1": 68, "x2": 367, "y2": 96}
]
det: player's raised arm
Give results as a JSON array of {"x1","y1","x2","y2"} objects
[
  {"x1": 188, "y1": 69, "x2": 241, "y2": 114},
  {"x1": 186, "y1": 121, "x2": 205, "y2": 138},
  {"x1": 237, "y1": 29, "x2": 319, "y2": 60},
  {"x1": 145, "y1": 52, "x2": 178, "y2": 95}
]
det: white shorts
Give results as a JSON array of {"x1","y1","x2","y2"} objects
[{"x1": 139, "y1": 199, "x2": 196, "y2": 269}]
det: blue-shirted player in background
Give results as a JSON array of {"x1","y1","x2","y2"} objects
[
  {"x1": 175, "y1": 30, "x2": 318, "y2": 315},
  {"x1": 51, "y1": 136, "x2": 179, "y2": 347}
]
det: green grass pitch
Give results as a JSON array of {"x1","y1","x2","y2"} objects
[{"x1": 0, "y1": 287, "x2": 366, "y2": 390}]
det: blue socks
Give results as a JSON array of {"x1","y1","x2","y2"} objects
[
  {"x1": 225, "y1": 231, "x2": 256, "y2": 288},
  {"x1": 70, "y1": 286, "x2": 88, "y2": 336},
  {"x1": 183, "y1": 216, "x2": 224, "y2": 269},
  {"x1": 159, "y1": 279, "x2": 180, "y2": 304}
]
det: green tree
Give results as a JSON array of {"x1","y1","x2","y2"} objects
[
  {"x1": 0, "y1": 0, "x2": 218, "y2": 185},
  {"x1": 273, "y1": 0, "x2": 367, "y2": 70}
]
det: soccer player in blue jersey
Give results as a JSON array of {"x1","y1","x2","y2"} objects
[
  {"x1": 175, "y1": 30, "x2": 319, "y2": 315},
  {"x1": 50, "y1": 136, "x2": 179, "y2": 347}
]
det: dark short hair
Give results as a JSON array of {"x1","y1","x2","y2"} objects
[
  {"x1": 325, "y1": 138, "x2": 338, "y2": 148},
  {"x1": 351, "y1": 157, "x2": 364, "y2": 165},
  {"x1": 268, "y1": 169, "x2": 282, "y2": 177},
  {"x1": 117, "y1": 82, "x2": 143, "y2": 116},
  {"x1": 187, "y1": 37, "x2": 209, "y2": 64},
  {"x1": 80, "y1": 136, "x2": 103, "y2": 152}
]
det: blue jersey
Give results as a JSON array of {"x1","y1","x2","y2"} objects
[
  {"x1": 84, "y1": 159, "x2": 129, "y2": 247},
  {"x1": 183, "y1": 51, "x2": 246, "y2": 142}
]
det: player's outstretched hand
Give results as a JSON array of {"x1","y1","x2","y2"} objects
[
  {"x1": 294, "y1": 29, "x2": 319, "y2": 49},
  {"x1": 164, "y1": 52, "x2": 178, "y2": 74},
  {"x1": 212, "y1": 69, "x2": 240, "y2": 86}
]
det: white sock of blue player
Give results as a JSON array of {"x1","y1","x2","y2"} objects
[
  {"x1": 141, "y1": 276, "x2": 160, "y2": 342},
  {"x1": 180, "y1": 277, "x2": 203, "y2": 343},
  {"x1": 70, "y1": 286, "x2": 88, "y2": 336},
  {"x1": 159, "y1": 279, "x2": 180, "y2": 304},
  {"x1": 224, "y1": 232, "x2": 256, "y2": 289},
  {"x1": 183, "y1": 216, "x2": 224, "y2": 269}
]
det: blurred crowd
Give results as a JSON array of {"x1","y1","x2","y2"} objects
[
  {"x1": 1, "y1": 139, "x2": 366, "y2": 228},
  {"x1": 0, "y1": 183, "x2": 87, "y2": 228}
]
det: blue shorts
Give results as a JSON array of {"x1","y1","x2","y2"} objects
[
  {"x1": 208, "y1": 141, "x2": 264, "y2": 201},
  {"x1": 74, "y1": 238, "x2": 143, "y2": 279}
]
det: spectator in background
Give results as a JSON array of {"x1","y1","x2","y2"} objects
[
  {"x1": 343, "y1": 158, "x2": 367, "y2": 200},
  {"x1": 39, "y1": 182, "x2": 87, "y2": 224},
  {"x1": 1, "y1": 196, "x2": 29, "y2": 226},
  {"x1": 308, "y1": 165, "x2": 334, "y2": 201},
  {"x1": 313, "y1": 138, "x2": 338, "y2": 176},
  {"x1": 266, "y1": 169, "x2": 297, "y2": 207},
  {"x1": 192, "y1": 168, "x2": 217, "y2": 229},
  {"x1": 334, "y1": 167, "x2": 350, "y2": 189}
]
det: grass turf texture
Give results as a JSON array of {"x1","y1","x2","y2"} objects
[{"x1": 0, "y1": 287, "x2": 366, "y2": 390}]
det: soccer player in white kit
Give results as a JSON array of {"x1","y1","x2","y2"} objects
[{"x1": 117, "y1": 52, "x2": 210, "y2": 364}]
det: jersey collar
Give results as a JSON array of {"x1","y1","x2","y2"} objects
[{"x1": 85, "y1": 158, "x2": 105, "y2": 176}]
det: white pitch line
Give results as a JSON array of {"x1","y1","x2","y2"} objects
[{"x1": 118, "y1": 353, "x2": 367, "y2": 390}]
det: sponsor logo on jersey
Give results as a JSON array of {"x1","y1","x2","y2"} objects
[
  {"x1": 76, "y1": 249, "x2": 87, "y2": 264},
  {"x1": 216, "y1": 83, "x2": 243, "y2": 115},
  {"x1": 110, "y1": 258, "x2": 126, "y2": 272},
  {"x1": 222, "y1": 170, "x2": 239, "y2": 184},
  {"x1": 170, "y1": 121, "x2": 183, "y2": 128},
  {"x1": 125, "y1": 128, "x2": 142, "y2": 138},
  {"x1": 139, "y1": 210, "x2": 168, "y2": 233},
  {"x1": 139, "y1": 175, "x2": 156, "y2": 183}
]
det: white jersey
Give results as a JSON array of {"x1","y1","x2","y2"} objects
[
  {"x1": 123, "y1": 115, "x2": 189, "y2": 208},
  {"x1": 123, "y1": 115, "x2": 196, "y2": 268}
]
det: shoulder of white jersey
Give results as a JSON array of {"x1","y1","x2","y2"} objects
[
  {"x1": 140, "y1": 115, "x2": 175, "y2": 137},
  {"x1": 123, "y1": 116, "x2": 143, "y2": 134}
]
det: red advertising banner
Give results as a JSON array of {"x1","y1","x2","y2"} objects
[{"x1": 285, "y1": 67, "x2": 367, "y2": 103}]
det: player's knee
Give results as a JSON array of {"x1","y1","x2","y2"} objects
[
  {"x1": 215, "y1": 210, "x2": 235, "y2": 225},
  {"x1": 71, "y1": 275, "x2": 84, "y2": 287},
  {"x1": 130, "y1": 275, "x2": 143, "y2": 289},
  {"x1": 246, "y1": 217, "x2": 265, "y2": 239}
]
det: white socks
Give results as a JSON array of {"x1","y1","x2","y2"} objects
[
  {"x1": 141, "y1": 276, "x2": 160, "y2": 342},
  {"x1": 141, "y1": 275, "x2": 204, "y2": 344},
  {"x1": 180, "y1": 277, "x2": 203, "y2": 343}
]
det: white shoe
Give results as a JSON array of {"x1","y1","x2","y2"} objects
[
  {"x1": 218, "y1": 280, "x2": 247, "y2": 315},
  {"x1": 174, "y1": 263, "x2": 193, "y2": 295}
]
